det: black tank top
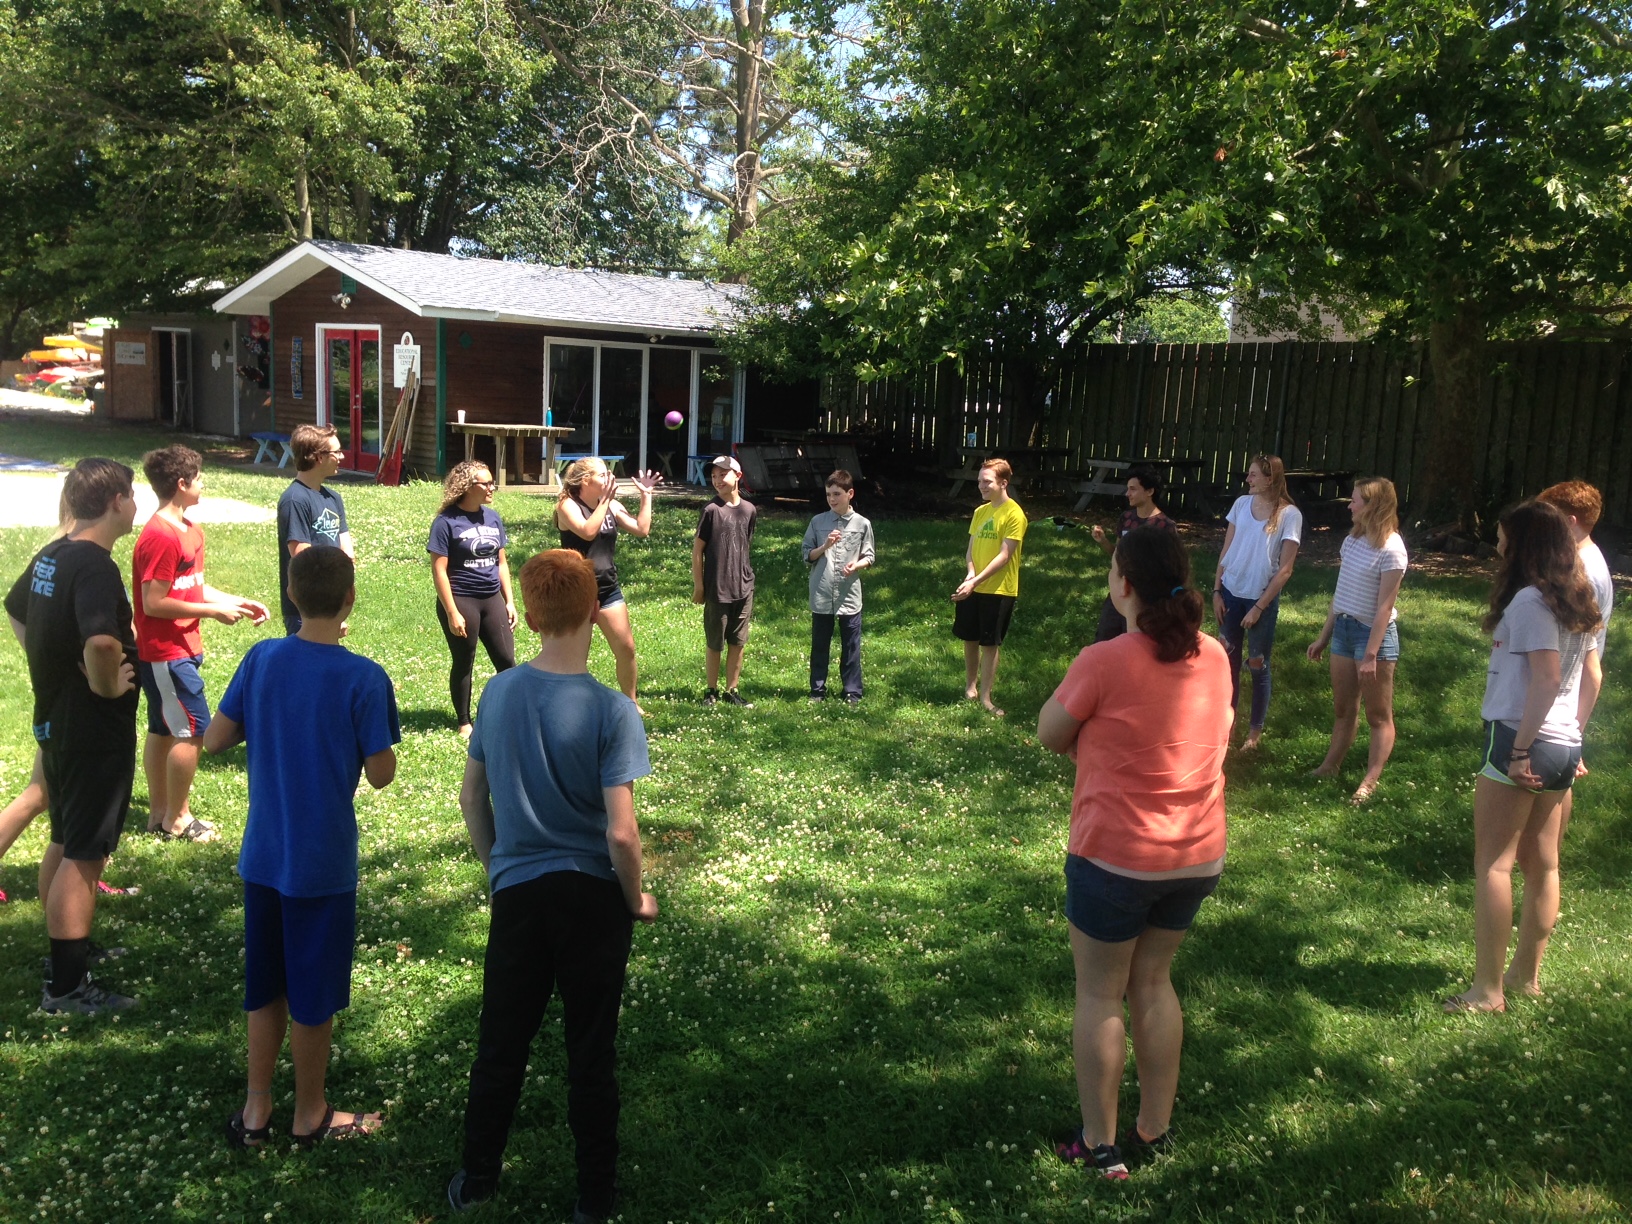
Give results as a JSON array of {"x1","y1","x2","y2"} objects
[{"x1": 560, "y1": 495, "x2": 620, "y2": 581}]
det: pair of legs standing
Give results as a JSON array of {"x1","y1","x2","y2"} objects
[
  {"x1": 1217, "y1": 589, "x2": 1279, "y2": 748},
  {"x1": 236, "y1": 884, "x2": 377, "y2": 1142},
  {"x1": 810, "y1": 611, "x2": 862, "y2": 699},
  {"x1": 703, "y1": 595, "x2": 752, "y2": 702},
  {"x1": 438, "y1": 593, "x2": 518, "y2": 733},
  {"x1": 955, "y1": 592, "x2": 1015, "y2": 717},
  {"x1": 1314, "y1": 617, "x2": 1398, "y2": 802},
  {"x1": 458, "y1": 871, "x2": 631, "y2": 1217}
]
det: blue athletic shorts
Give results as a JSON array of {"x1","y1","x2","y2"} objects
[
  {"x1": 139, "y1": 655, "x2": 211, "y2": 738},
  {"x1": 243, "y1": 882, "x2": 357, "y2": 1026},
  {"x1": 1330, "y1": 613, "x2": 1400, "y2": 662},
  {"x1": 1064, "y1": 854, "x2": 1220, "y2": 943}
]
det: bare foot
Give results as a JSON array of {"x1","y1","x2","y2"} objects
[
  {"x1": 964, "y1": 686, "x2": 979, "y2": 702},
  {"x1": 634, "y1": 704, "x2": 650, "y2": 719},
  {"x1": 1350, "y1": 781, "x2": 1379, "y2": 805},
  {"x1": 981, "y1": 700, "x2": 1005, "y2": 718},
  {"x1": 1241, "y1": 730, "x2": 1263, "y2": 751},
  {"x1": 458, "y1": 723, "x2": 474, "y2": 740},
  {"x1": 1442, "y1": 991, "x2": 1505, "y2": 1015},
  {"x1": 1308, "y1": 764, "x2": 1340, "y2": 779}
]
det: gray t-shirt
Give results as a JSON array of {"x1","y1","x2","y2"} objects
[
  {"x1": 802, "y1": 509, "x2": 876, "y2": 615},
  {"x1": 1581, "y1": 539, "x2": 1613, "y2": 657},
  {"x1": 1480, "y1": 585, "x2": 1590, "y2": 747}
]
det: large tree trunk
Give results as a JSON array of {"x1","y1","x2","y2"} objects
[
  {"x1": 1419, "y1": 299, "x2": 1486, "y2": 531},
  {"x1": 294, "y1": 159, "x2": 313, "y2": 240},
  {"x1": 727, "y1": 0, "x2": 766, "y2": 249}
]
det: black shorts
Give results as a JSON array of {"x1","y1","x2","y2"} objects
[
  {"x1": 953, "y1": 592, "x2": 1017, "y2": 647},
  {"x1": 703, "y1": 594, "x2": 753, "y2": 651},
  {"x1": 42, "y1": 746, "x2": 134, "y2": 861},
  {"x1": 1479, "y1": 720, "x2": 1579, "y2": 792}
]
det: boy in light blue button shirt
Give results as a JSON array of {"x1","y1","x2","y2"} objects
[{"x1": 801, "y1": 470, "x2": 876, "y2": 703}]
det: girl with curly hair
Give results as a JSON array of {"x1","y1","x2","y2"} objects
[
  {"x1": 428, "y1": 460, "x2": 517, "y2": 737},
  {"x1": 1445, "y1": 499, "x2": 1602, "y2": 1013}
]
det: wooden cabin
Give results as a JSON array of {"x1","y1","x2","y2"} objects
[{"x1": 213, "y1": 240, "x2": 818, "y2": 480}]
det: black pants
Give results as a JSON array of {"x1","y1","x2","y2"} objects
[
  {"x1": 461, "y1": 871, "x2": 633, "y2": 1210},
  {"x1": 1093, "y1": 594, "x2": 1127, "y2": 643},
  {"x1": 437, "y1": 593, "x2": 516, "y2": 725},
  {"x1": 810, "y1": 611, "x2": 863, "y2": 697}
]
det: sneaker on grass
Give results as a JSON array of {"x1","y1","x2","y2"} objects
[
  {"x1": 721, "y1": 689, "x2": 753, "y2": 708},
  {"x1": 446, "y1": 1170, "x2": 495, "y2": 1212},
  {"x1": 39, "y1": 976, "x2": 137, "y2": 1015},
  {"x1": 1056, "y1": 1129, "x2": 1128, "y2": 1180}
]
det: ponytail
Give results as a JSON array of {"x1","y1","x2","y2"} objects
[{"x1": 1113, "y1": 529, "x2": 1203, "y2": 662}]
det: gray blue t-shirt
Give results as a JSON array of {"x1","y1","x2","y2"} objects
[
  {"x1": 277, "y1": 480, "x2": 349, "y2": 622},
  {"x1": 469, "y1": 666, "x2": 651, "y2": 894},
  {"x1": 1480, "y1": 585, "x2": 1590, "y2": 747}
]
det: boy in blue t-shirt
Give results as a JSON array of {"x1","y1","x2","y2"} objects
[
  {"x1": 447, "y1": 550, "x2": 656, "y2": 1220},
  {"x1": 204, "y1": 548, "x2": 400, "y2": 1148}
]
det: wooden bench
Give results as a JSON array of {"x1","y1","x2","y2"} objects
[{"x1": 250, "y1": 431, "x2": 293, "y2": 468}]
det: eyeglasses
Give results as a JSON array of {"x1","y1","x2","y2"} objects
[
  {"x1": 319, "y1": 446, "x2": 344, "y2": 457},
  {"x1": 472, "y1": 479, "x2": 495, "y2": 488}
]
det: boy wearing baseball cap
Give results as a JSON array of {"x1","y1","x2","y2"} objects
[{"x1": 691, "y1": 455, "x2": 757, "y2": 707}]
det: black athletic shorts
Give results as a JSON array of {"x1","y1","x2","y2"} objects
[
  {"x1": 42, "y1": 746, "x2": 135, "y2": 861},
  {"x1": 953, "y1": 592, "x2": 1017, "y2": 647}
]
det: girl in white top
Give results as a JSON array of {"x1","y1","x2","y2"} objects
[
  {"x1": 1307, "y1": 477, "x2": 1407, "y2": 804},
  {"x1": 1211, "y1": 455, "x2": 1302, "y2": 749},
  {"x1": 1445, "y1": 500, "x2": 1601, "y2": 1013}
]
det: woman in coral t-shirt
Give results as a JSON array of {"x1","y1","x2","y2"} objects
[{"x1": 1037, "y1": 528, "x2": 1233, "y2": 1180}]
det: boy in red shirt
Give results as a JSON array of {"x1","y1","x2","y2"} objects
[{"x1": 133, "y1": 446, "x2": 268, "y2": 840}]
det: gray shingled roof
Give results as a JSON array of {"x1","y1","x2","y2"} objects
[{"x1": 216, "y1": 240, "x2": 744, "y2": 335}]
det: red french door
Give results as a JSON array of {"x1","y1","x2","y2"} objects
[{"x1": 324, "y1": 329, "x2": 381, "y2": 472}]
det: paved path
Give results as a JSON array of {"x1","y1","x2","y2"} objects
[{"x1": 0, "y1": 469, "x2": 273, "y2": 529}]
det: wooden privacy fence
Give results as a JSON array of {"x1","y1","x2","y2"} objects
[{"x1": 819, "y1": 341, "x2": 1632, "y2": 528}]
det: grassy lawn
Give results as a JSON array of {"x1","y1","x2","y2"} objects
[{"x1": 0, "y1": 414, "x2": 1628, "y2": 1223}]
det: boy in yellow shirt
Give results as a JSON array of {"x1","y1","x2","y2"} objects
[{"x1": 952, "y1": 458, "x2": 1027, "y2": 716}]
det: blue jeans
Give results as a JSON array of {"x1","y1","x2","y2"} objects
[{"x1": 1218, "y1": 588, "x2": 1278, "y2": 730}]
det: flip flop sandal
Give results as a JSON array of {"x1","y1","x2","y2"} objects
[
  {"x1": 293, "y1": 1106, "x2": 382, "y2": 1148},
  {"x1": 96, "y1": 880, "x2": 140, "y2": 897},
  {"x1": 160, "y1": 818, "x2": 216, "y2": 843},
  {"x1": 1442, "y1": 994, "x2": 1505, "y2": 1015},
  {"x1": 225, "y1": 1109, "x2": 271, "y2": 1149}
]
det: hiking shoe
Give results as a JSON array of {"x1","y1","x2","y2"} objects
[
  {"x1": 39, "y1": 976, "x2": 137, "y2": 1015},
  {"x1": 40, "y1": 941, "x2": 128, "y2": 976},
  {"x1": 703, "y1": 688, "x2": 719, "y2": 707},
  {"x1": 571, "y1": 1191, "x2": 620, "y2": 1223},
  {"x1": 1119, "y1": 1126, "x2": 1172, "y2": 1165},
  {"x1": 1057, "y1": 1129, "x2": 1128, "y2": 1180},
  {"x1": 722, "y1": 689, "x2": 753, "y2": 708},
  {"x1": 447, "y1": 1169, "x2": 496, "y2": 1212}
]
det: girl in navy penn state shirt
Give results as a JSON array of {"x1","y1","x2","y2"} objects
[{"x1": 428, "y1": 460, "x2": 517, "y2": 737}]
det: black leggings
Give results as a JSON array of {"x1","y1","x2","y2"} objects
[{"x1": 437, "y1": 593, "x2": 517, "y2": 725}]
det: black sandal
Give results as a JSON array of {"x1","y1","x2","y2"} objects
[
  {"x1": 160, "y1": 817, "x2": 217, "y2": 843},
  {"x1": 225, "y1": 1109, "x2": 270, "y2": 1149},
  {"x1": 293, "y1": 1106, "x2": 382, "y2": 1148}
]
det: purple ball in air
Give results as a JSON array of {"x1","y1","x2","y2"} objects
[{"x1": 664, "y1": 410, "x2": 684, "y2": 430}]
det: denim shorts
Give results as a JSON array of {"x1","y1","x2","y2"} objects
[
  {"x1": 1330, "y1": 613, "x2": 1400, "y2": 661},
  {"x1": 1479, "y1": 720, "x2": 1579, "y2": 792},
  {"x1": 1064, "y1": 854, "x2": 1220, "y2": 943}
]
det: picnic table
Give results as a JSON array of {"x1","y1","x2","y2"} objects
[
  {"x1": 946, "y1": 446, "x2": 1073, "y2": 496},
  {"x1": 450, "y1": 422, "x2": 574, "y2": 490},
  {"x1": 1072, "y1": 456, "x2": 1208, "y2": 512},
  {"x1": 1281, "y1": 469, "x2": 1356, "y2": 502}
]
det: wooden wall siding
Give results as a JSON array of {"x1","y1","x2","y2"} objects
[
  {"x1": 270, "y1": 271, "x2": 441, "y2": 474},
  {"x1": 822, "y1": 340, "x2": 1632, "y2": 528}
]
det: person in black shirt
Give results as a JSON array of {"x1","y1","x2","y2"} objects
[
  {"x1": 1090, "y1": 466, "x2": 1177, "y2": 642},
  {"x1": 691, "y1": 456, "x2": 757, "y2": 707},
  {"x1": 4, "y1": 458, "x2": 141, "y2": 1014}
]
